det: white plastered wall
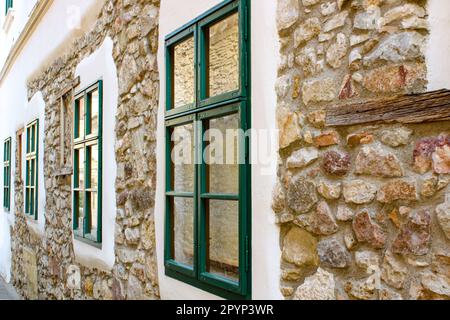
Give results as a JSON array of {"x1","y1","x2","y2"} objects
[
  {"x1": 72, "y1": 37, "x2": 118, "y2": 272},
  {"x1": 0, "y1": 0, "x2": 104, "y2": 282},
  {"x1": 155, "y1": 0, "x2": 281, "y2": 300},
  {"x1": 23, "y1": 92, "x2": 47, "y2": 237},
  {"x1": 427, "y1": 0, "x2": 450, "y2": 91}
]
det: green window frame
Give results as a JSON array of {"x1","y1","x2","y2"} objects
[
  {"x1": 25, "y1": 120, "x2": 39, "y2": 220},
  {"x1": 3, "y1": 137, "x2": 11, "y2": 212},
  {"x1": 164, "y1": 0, "x2": 251, "y2": 299},
  {"x1": 5, "y1": 0, "x2": 13, "y2": 15},
  {"x1": 72, "y1": 80, "x2": 103, "y2": 245}
]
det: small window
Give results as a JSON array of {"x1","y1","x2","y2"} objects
[
  {"x1": 164, "y1": 0, "x2": 250, "y2": 299},
  {"x1": 73, "y1": 81, "x2": 102, "y2": 245},
  {"x1": 25, "y1": 121, "x2": 38, "y2": 219},
  {"x1": 3, "y1": 137, "x2": 11, "y2": 212},
  {"x1": 5, "y1": 0, "x2": 13, "y2": 15}
]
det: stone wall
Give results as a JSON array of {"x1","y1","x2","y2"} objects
[
  {"x1": 11, "y1": 0, "x2": 160, "y2": 300},
  {"x1": 275, "y1": 0, "x2": 450, "y2": 300}
]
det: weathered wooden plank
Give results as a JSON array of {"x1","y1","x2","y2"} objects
[
  {"x1": 55, "y1": 76, "x2": 80, "y2": 100},
  {"x1": 326, "y1": 89, "x2": 450, "y2": 127}
]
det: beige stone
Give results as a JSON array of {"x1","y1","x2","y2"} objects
[
  {"x1": 432, "y1": 145, "x2": 450, "y2": 174},
  {"x1": 355, "y1": 145, "x2": 403, "y2": 178},
  {"x1": 381, "y1": 252, "x2": 408, "y2": 289},
  {"x1": 382, "y1": 4, "x2": 426, "y2": 26},
  {"x1": 354, "y1": 5, "x2": 381, "y2": 30},
  {"x1": 278, "y1": 108, "x2": 302, "y2": 149},
  {"x1": 362, "y1": 63, "x2": 426, "y2": 94},
  {"x1": 294, "y1": 18, "x2": 322, "y2": 47},
  {"x1": 355, "y1": 251, "x2": 379, "y2": 274},
  {"x1": 336, "y1": 206, "x2": 354, "y2": 222},
  {"x1": 343, "y1": 180, "x2": 377, "y2": 205},
  {"x1": 364, "y1": 32, "x2": 426, "y2": 66},
  {"x1": 323, "y1": 11, "x2": 349, "y2": 32},
  {"x1": 380, "y1": 127, "x2": 413, "y2": 148},
  {"x1": 287, "y1": 147, "x2": 319, "y2": 169},
  {"x1": 282, "y1": 227, "x2": 319, "y2": 267},
  {"x1": 317, "y1": 181, "x2": 342, "y2": 200},
  {"x1": 326, "y1": 33, "x2": 349, "y2": 69},
  {"x1": 277, "y1": 0, "x2": 300, "y2": 31},
  {"x1": 321, "y1": 2, "x2": 337, "y2": 16},
  {"x1": 345, "y1": 276, "x2": 376, "y2": 300},
  {"x1": 302, "y1": 78, "x2": 337, "y2": 105},
  {"x1": 377, "y1": 180, "x2": 418, "y2": 203},
  {"x1": 293, "y1": 268, "x2": 336, "y2": 300},
  {"x1": 296, "y1": 46, "x2": 323, "y2": 77},
  {"x1": 436, "y1": 194, "x2": 450, "y2": 241}
]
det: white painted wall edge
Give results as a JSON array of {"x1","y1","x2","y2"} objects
[
  {"x1": 73, "y1": 36, "x2": 118, "y2": 272},
  {"x1": 426, "y1": 0, "x2": 450, "y2": 91},
  {"x1": 155, "y1": 0, "x2": 281, "y2": 300}
]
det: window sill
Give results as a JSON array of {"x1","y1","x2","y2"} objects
[
  {"x1": 2, "y1": 8, "x2": 15, "y2": 33},
  {"x1": 73, "y1": 232, "x2": 102, "y2": 249},
  {"x1": 165, "y1": 267, "x2": 249, "y2": 300},
  {"x1": 25, "y1": 215, "x2": 44, "y2": 238}
]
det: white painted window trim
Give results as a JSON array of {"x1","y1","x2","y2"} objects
[
  {"x1": 23, "y1": 92, "x2": 47, "y2": 236},
  {"x1": 2, "y1": 8, "x2": 15, "y2": 33},
  {"x1": 72, "y1": 37, "x2": 118, "y2": 273}
]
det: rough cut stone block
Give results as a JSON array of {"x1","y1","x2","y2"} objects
[
  {"x1": 293, "y1": 268, "x2": 336, "y2": 300},
  {"x1": 282, "y1": 227, "x2": 319, "y2": 267}
]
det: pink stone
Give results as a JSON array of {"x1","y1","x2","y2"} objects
[
  {"x1": 309, "y1": 201, "x2": 339, "y2": 236},
  {"x1": 322, "y1": 150, "x2": 351, "y2": 176},
  {"x1": 355, "y1": 145, "x2": 403, "y2": 177},
  {"x1": 392, "y1": 209, "x2": 431, "y2": 256},
  {"x1": 413, "y1": 135, "x2": 450, "y2": 174},
  {"x1": 353, "y1": 210, "x2": 387, "y2": 249},
  {"x1": 339, "y1": 74, "x2": 357, "y2": 100},
  {"x1": 432, "y1": 145, "x2": 450, "y2": 174}
]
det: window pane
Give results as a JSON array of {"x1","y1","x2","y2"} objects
[
  {"x1": 87, "y1": 191, "x2": 98, "y2": 233},
  {"x1": 171, "y1": 124, "x2": 194, "y2": 192},
  {"x1": 173, "y1": 37, "x2": 195, "y2": 108},
  {"x1": 88, "y1": 144, "x2": 98, "y2": 190},
  {"x1": 31, "y1": 125, "x2": 35, "y2": 153},
  {"x1": 25, "y1": 188, "x2": 30, "y2": 214},
  {"x1": 30, "y1": 188, "x2": 35, "y2": 216},
  {"x1": 26, "y1": 128, "x2": 30, "y2": 153},
  {"x1": 30, "y1": 159, "x2": 35, "y2": 187},
  {"x1": 207, "y1": 12, "x2": 239, "y2": 97},
  {"x1": 76, "y1": 98, "x2": 85, "y2": 139},
  {"x1": 25, "y1": 160, "x2": 29, "y2": 187},
  {"x1": 205, "y1": 113, "x2": 240, "y2": 194},
  {"x1": 89, "y1": 90, "x2": 99, "y2": 136},
  {"x1": 172, "y1": 197, "x2": 194, "y2": 267},
  {"x1": 74, "y1": 191, "x2": 84, "y2": 227},
  {"x1": 206, "y1": 199, "x2": 239, "y2": 282},
  {"x1": 77, "y1": 148, "x2": 85, "y2": 189}
]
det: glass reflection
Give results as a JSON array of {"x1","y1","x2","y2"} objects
[
  {"x1": 207, "y1": 13, "x2": 239, "y2": 97},
  {"x1": 173, "y1": 37, "x2": 195, "y2": 108},
  {"x1": 171, "y1": 124, "x2": 194, "y2": 192},
  {"x1": 207, "y1": 200, "x2": 239, "y2": 282},
  {"x1": 173, "y1": 197, "x2": 194, "y2": 267}
]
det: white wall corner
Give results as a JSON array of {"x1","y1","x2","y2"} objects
[
  {"x1": 72, "y1": 36, "x2": 118, "y2": 273},
  {"x1": 426, "y1": 0, "x2": 450, "y2": 91},
  {"x1": 2, "y1": 8, "x2": 15, "y2": 33}
]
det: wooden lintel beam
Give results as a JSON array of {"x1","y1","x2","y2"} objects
[
  {"x1": 56, "y1": 76, "x2": 80, "y2": 100},
  {"x1": 325, "y1": 89, "x2": 450, "y2": 127}
]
